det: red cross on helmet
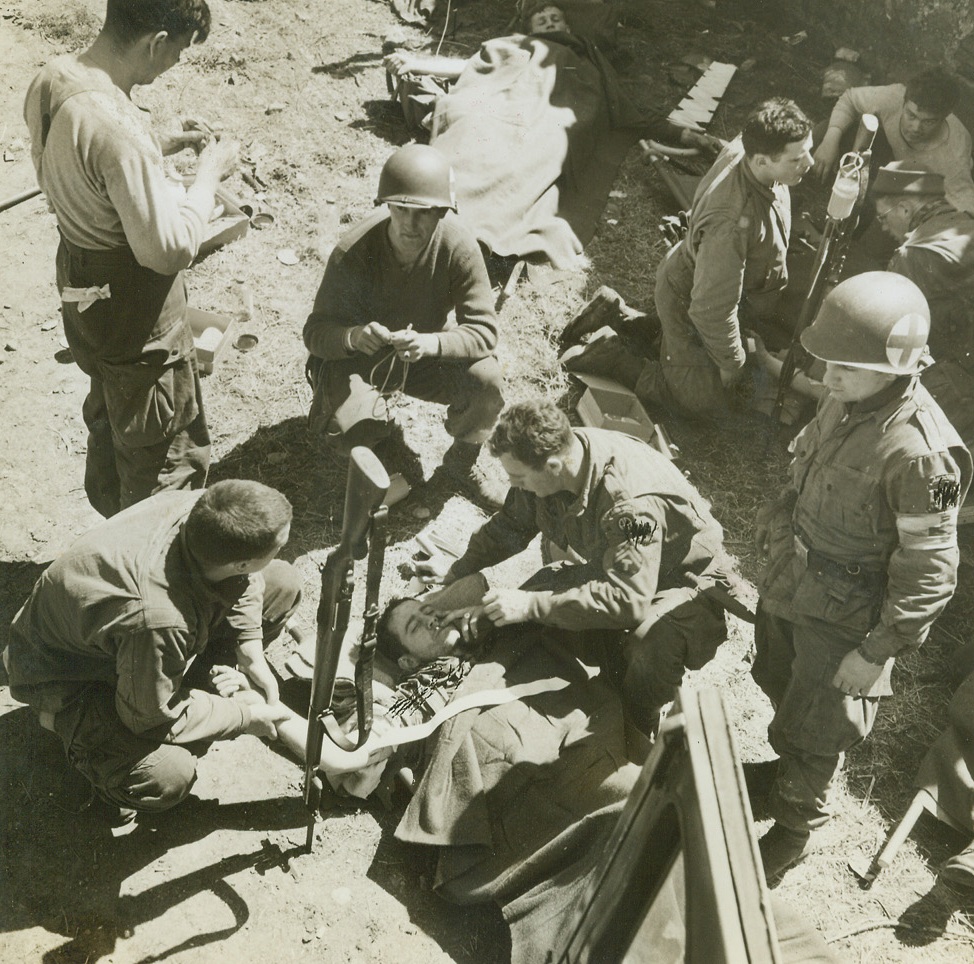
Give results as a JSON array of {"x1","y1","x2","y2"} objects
[
  {"x1": 801, "y1": 271, "x2": 930, "y2": 375},
  {"x1": 375, "y1": 144, "x2": 457, "y2": 212}
]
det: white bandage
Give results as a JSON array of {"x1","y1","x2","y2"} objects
[
  {"x1": 62, "y1": 284, "x2": 111, "y2": 313},
  {"x1": 896, "y1": 510, "x2": 958, "y2": 551}
]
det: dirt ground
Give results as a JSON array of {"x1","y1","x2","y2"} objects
[{"x1": 2, "y1": 0, "x2": 974, "y2": 961}]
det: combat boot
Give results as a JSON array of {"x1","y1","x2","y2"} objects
[
  {"x1": 942, "y1": 838, "x2": 974, "y2": 892},
  {"x1": 742, "y1": 759, "x2": 780, "y2": 818},
  {"x1": 560, "y1": 332, "x2": 647, "y2": 391},
  {"x1": 758, "y1": 822, "x2": 810, "y2": 882},
  {"x1": 438, "y1": 440, "x2": 507, "y2": 511},
  {"x1": 558, "y1": 285, "x2": 653, "y2": 349}
]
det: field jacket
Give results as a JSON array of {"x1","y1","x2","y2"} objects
[
  {"x1": 655, "y1": 137, "x2": 791, "y2": 374},
  {"x1": 451, "y1": 429, "x2": 731, "y2": 630},
  {"x1": 759, "y1": 377, "x2": 971, "y2": 662},
  {"x1": 5, "y1": 492, "x2": 265, "y2": 742}
]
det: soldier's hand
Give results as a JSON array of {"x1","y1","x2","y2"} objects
[
  {"x1": 159, "y1": 124, "x2": 210, "y2": 156},
  {"x1": 753, "y1": 503, "x2": 776, "y2": 555},
  {"x1": 384, "y1": 51, "x2": 419, "y2": 78},
  {"x1": 719, "y1": 365, "x2": 744, "y2": 388},
  {"x1": 679, "y1": 129, "x2": 725, "y2": 154},
  {"x1": 350, "y1": 322, "x2": 393, "y2": 355},
  {"x1": 245, "y1": 701, "x2": 292, "y2": 740},
  {"x1": 441, "y1": 606, "x2": 486, "y2": 643},
  {"x1": 197, "y1": 135, "x2": 240, "y2": 182},
  {"x1": 832, "y1": 649, "x2": 884, "y2": 697},
  {"x1": 386, "y1": 329, "x2": 439, "y2": 362},
  {"x1": 411, "y1": 552, "x2": 455, "y2": 585},
  {"x1": 812, "y1": 136, "x2": 841, "y2": 183},
  {"x1": 210, "y1": 664, "x2": 249, "y2": 698},
  {"x1": 482, "y1": 589, "x2": 534, "y2": 626}
]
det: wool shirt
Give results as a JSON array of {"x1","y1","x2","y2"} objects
[
  {"x1": 303, "y1": 209, "x2": 498, "y2": 361},
  {"x1": 23, "y1": 54, "x2": 211, "y2": 274}
]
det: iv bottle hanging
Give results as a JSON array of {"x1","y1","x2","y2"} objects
[{"x1": 827, "y1": 153, "x2": 863, "y2": 220}]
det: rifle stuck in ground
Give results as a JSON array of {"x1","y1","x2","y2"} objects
[
  {"x1": 303, "y1": 446, "x2": 390, "y2": 852},
  {"x1": 768, "y1": 113, "x2": 879, "y2": 436}
]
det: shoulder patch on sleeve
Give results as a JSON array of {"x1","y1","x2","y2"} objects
[
  {"x1": 619, "y1": 516, "x2": 657, "y2": 547},
  {"x1": 609, "y1": 514, "x2": 659, "y2": 576},
  {"x1": 929, "y1": 475, "x2": 962, "y2": 512}
]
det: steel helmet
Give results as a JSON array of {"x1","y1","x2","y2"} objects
[
  {"x1": 801, "y1": 271, "x2": 930, "y2": 375},
  {"x1": 375, "y1": 144, "x2": 457, "y2": 211}
]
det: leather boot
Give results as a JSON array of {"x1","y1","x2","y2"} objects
[
  {"x1": 560, "y1": 332, "x2": 647, "y2": 391},
  {"x1": 759, "y1": 823, "x2": 811, "y2": 882},
  {"x1": 439, "y1": 441, "x2": 507, "y2": 511},
  {"x1": 942, "y1": 838, "x2": 974, "y2": 891}
]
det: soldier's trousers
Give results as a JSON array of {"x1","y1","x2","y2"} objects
[
  {"x1": 56, "y1": 238, "x2": 210, "y2": 518},
  {"x1": 47, "y1": 561, "x2": 301, "y2": 813},
  {"x1": 632, "y1": 267, "x2": 729, "y2": 418},
  {"x1": 752, "y1": 606, "x2": 883, "y2": 833},
  {"x1": 524, "y1": 564, "x2": 728, "y2": 737},
  {"x1": 307, "y1": 350, "x2": 504, "y2": 453}
]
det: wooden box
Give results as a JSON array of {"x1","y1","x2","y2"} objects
[{"x1": 187, "y1": 307, "x2": 235, "y2": 374}]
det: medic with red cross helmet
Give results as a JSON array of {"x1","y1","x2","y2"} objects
[{"x1": 750, "y1": 271, "x2": 973, "y2": 883}]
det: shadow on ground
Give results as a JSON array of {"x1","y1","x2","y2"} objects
[{"x1": 0, "y1": 701, "x2": 307, "y2": 963}]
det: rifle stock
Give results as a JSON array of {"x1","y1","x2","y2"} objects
[
  {"x1": 303, "y1": 446, "x2": 390, "y2": 850},
  {"x1": 767, "y1": 113, "x2": 879, "y2": 435}
]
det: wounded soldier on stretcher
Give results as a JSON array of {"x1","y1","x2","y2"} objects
[
  {"x1": 214, "y1": 574, "x2": 837, "y2": 963},
  {"x1": 384, "y1": 3, "x2": 722, "y2": 269}
]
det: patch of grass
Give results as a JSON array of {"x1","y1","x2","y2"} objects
[{"x1": 18, "y1": 9, "x2": 98, "y2": 49}]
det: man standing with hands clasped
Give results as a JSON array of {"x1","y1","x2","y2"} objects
[
  {"x1": 751, "y1": 272, "x2": 971, "y2": 881},
  {"x1": 24, "y1": 0, "x2": 240, "y2": 517}
]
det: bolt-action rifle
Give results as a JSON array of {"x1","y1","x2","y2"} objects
[
  {"x1": 303, "y1": 446, "x2": 390, "y2": 852},
  {"x1": 769, "y1": 113, "x2": 879, "y2": 433}
]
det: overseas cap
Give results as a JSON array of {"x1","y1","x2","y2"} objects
[
  {"x1": 872, "y1": 161, "x2": 945, "y2": 196},
  {"x1": 801, "y1": 272, "x2": 930, "y2": 375}
]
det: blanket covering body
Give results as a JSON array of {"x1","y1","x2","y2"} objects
[{"x1": 430, "y1": 33, "x2": 647, "y2": 269}]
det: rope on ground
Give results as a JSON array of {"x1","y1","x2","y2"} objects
[{"x1": 827, "y1": 918, "x2": 974, "y2": 945}]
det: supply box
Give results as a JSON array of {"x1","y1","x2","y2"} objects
[
  {"x1": 574, "y1": 372, "x2": 674, "y2": 458},
  {"x1": 187, "y1": 307, "x2": 236, "y2": 374}
]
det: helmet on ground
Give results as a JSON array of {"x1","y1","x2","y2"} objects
[
  {"x1": 801, "y1": 271, "x2": 930, "y2": 375},
  {"x1": 375, "y1": 144, "x2": 457, "y2": 211}
]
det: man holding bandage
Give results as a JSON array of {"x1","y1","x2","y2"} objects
[
  {"x1": 751, "y1": 272, "x2": 972, "y2": 881},
  {"x1": 302, "y1": 143, "x2": 505, "y2": 507}
]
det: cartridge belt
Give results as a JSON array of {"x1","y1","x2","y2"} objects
[{"x1": 793, "y1": 531, "x2": 885, "y2": 588}]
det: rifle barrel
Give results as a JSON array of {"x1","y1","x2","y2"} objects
[{"x1": 303, "y1": 447, "x2": 389, "y2": 850}]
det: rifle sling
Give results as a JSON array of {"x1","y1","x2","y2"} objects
[{"x1": 352, "y1": 504, "x2": 388, "y2": 747}]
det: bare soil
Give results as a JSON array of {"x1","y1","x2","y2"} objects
[{"x1": 2, "y1": 1, "x2": 974, "y2": 961}]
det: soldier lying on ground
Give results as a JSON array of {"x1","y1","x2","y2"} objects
[
  {"x1": 245, "y1": 577, "x2": 838, "y2": 964},
  {"x1": 409, "y1": 397, "x2": 750, "y2": 741},
  {"x1": 2, "y1": 481, "x2": 300, "y2": 826},
  {"x1": 303, "y1": 143, "x2": 506, "y2": 509},
  {"x1": 382, "y1": 3, "x2": 722, "y2": 270}
]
